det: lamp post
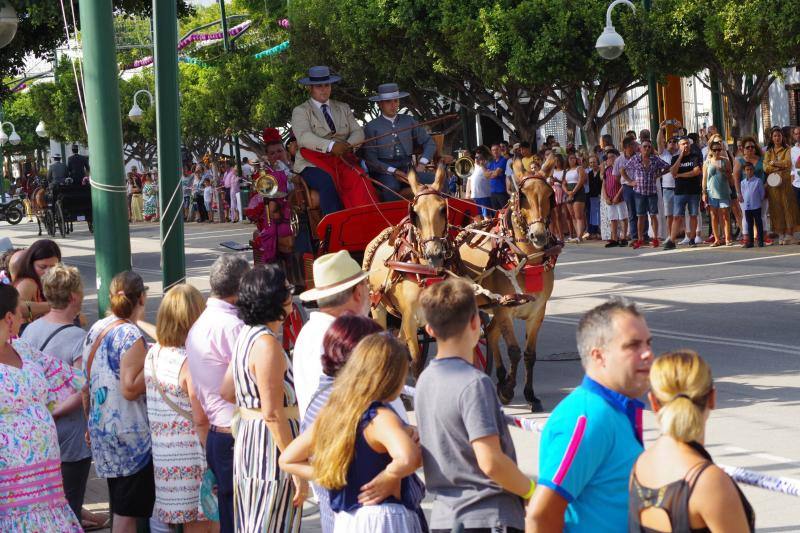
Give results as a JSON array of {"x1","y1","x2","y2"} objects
[
  {"x1": 128, "y1": 89, "x2": 154, "y2": 123},
  {"x1": 597, "y1": 0, "x2": 660, "y2": 138},
  {"x1": 0, "y1": 3, "x2": 18, "y2": 49},
  {"x1": 0, "y1": 121, "x2": 22, "y2": 198}
]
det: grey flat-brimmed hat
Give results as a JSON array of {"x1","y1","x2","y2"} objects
[
  {"x1": 298, "y1": 65, "x2": 341, "y2": 86},
  {"x1": 369, "y1": 83, "x2": 410, "y2": 102}
]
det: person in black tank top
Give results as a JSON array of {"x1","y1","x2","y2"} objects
[{"x1": 630, "y1": 350, "x2": 754, "y2": 532}]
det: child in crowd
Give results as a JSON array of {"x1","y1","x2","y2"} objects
[
  {"x1": 601, "y1": 149, "x2": 629, "y2": 247},
  {"x1": 202, "y1": 179, "x2": 214, "y2": 223},
  {"x1": 416, "y1": 278, "x2": 531, "y2": 532},
  {"x1": 740, "y1": 161, "x2": 766, "y2": 248},
  {"x1": 280, "y1": 333, "x2": 425, "y2": 532}
]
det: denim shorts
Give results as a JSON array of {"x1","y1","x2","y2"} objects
[
  {"x1": 662, "y1": 188, "x2": 675, "y2": 216},
  {"x1": 634, "y1": 193, "x2": 659, "y2": 215},
  {"x1": 707, "y1": 197, "x2": 730, "y2": 209},
  {"x1": 673, "y1": 193, "x2": 700, "y2": 216}
]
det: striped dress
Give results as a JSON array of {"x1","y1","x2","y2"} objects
[
  {"x1": 233, "y1": 325, "x2": 301, "y2": 533},
  {"x1": 144, "y1": 344, "x2": 208, "y2": 524}
]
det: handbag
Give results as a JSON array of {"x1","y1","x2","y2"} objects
[{"x1": 149, "y1": 347, "x2": 193, "y2": 421}]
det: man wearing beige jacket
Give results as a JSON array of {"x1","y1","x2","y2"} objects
[{"x1": 291, "y1": 66, "x2": 364, "y2": 214}]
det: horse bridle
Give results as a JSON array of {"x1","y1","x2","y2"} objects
[
  {"x1": 512, "y1": 175, "x2": 553, "y2": 244},
  {"x1": 408, "y1": 186, "x2": 453, "y2": 260}
]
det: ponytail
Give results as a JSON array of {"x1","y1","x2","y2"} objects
[
  {"x1": 108, "y1": 271, "x2": 147, "y2": 319},
  {"x1": 656, "y1": 394, "x2": 706, "y2": 442},
  {"x1": 650, "y1": 350, "x2": 713, "y2": 443}
]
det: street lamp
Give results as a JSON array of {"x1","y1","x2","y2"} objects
[
  {"x1": 595, "y1": 0, "x2": 636, "y2": 60},
  {"x1": 0, "y1": 122, "x2": 21, "y2": 146},
  {"x1": 128, "y1": 89, "x2": 153, "y2": 122},
  {"x1": 35, "y1": 120, "x2": 47, "y2": 138},
  {"x1": 0, "y1": 3, "x2": 18, "y2": 49}
]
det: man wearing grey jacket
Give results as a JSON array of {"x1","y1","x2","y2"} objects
[{"x1": 363, "y1": 83, "x2": 437, "y2": 201}]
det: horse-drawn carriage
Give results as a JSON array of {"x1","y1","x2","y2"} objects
[
  {"x1": 233, "y1": 152, "x2": 562, "y2": 412},
  {"x1": 31, "y1": 181, "x2": 93, "y2": 238}
]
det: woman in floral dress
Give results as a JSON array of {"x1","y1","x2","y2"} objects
[
  {"x1": 0, "y1": 281, "x2": 84, "y2": 531},
  {"x1": 142, "y1": 174, "x2": 159, "y2": 222},
  {"x1": 144, "y1": 284, "x2": 212, "y2": 532}
]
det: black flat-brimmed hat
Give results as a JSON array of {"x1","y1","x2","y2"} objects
[
  {"x1": 369, "y1": 83, "x2": 410, "y2": 102},
  {"x1": 298, "y1": 65, "x2": 341, "y2": 86}
]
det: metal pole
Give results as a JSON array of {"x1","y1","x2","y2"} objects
[
  {"x1": 710, "y1": 71, "x2": 726, "y2": 138},
  {"x1": 217, "y1": 0, "x2": 243, "y2": 178},
  {"x1": 52, "y1": 48, "x2": 67, "y2": 160},
  {"x1": 643, "y1": 0, "x2": 660, "y2": 138},
  {"x1": 153, "y1": 0, "x2": 186, "y2": 290},
  {"x1": 79, "y1": 1, "x2": 132, "y2": 315}
]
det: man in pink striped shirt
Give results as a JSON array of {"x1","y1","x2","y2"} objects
[{"x1": 526, "y1": 299, "x2": 653, "y2": 532}]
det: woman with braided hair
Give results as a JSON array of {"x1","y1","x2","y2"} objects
[{"x1": 629, "y1": 350, "x2": 754, "y2": 532}]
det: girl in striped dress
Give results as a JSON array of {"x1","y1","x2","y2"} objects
[{"x1": 231, "y1": 265, "x2": 306, "y2": 533}]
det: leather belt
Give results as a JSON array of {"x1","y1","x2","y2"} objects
[{"x1": 210, "y1": 425, "x2": 232, "y2": 434}]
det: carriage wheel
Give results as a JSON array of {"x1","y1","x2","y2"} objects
[
  {"x1": 44, "y1": 210, "x2": 56, "y2": 236},
  {"x1": 5, "y1": 201, "x2": 24, "y2": 225},
  {"x1": 55, "y1": 202, "x2": 66, "y2": 238}
]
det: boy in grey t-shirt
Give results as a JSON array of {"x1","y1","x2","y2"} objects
[{"x1": 416, "y1": 279, "x2": 533, "y2": 532}]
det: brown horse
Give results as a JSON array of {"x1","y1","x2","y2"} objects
[
  {"x1": 363, "y1": 165, "x2": 450, "y2": 375},
  {"x1": 456, "y1": 157, "x2": 559, "y2": 411}
]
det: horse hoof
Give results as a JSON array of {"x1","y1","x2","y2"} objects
[
  {"x1": 531, "y1": 397, "x2": 544, "y2": 413},
  {"x1": 523, "y1": 386, "x2": 533, "y2": 403},
  {"x1": 497, "y1": 382, "x2": 513, "y2": 405}
]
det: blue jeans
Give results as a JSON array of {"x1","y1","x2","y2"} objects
[
  {"x1": 301, "y1": 167, "x2": 343, "y2": 214},
  {"x1": 207, "y1": 429, "x2": 235, "y2": 533},
  {"x1": 622, "y1": 185, "x2": 638, "y2": 239}
]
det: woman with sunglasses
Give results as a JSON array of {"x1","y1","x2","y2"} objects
[
  {"x1": 702, "y1": 142, "x2": 734, "y2": 246},
  {"x1": 733, "y1": 137, "x2": 769, "y2": 245},
  {"x1": 764, "y1": 127, "x2": 800, "y2": 245}
]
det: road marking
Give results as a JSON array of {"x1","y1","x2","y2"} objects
[
  {"x1": 560, "y1": 252, "x2": 800, "y2": 281},
  {"x1": 558, "y1": 246, "x2": 706, "y2": 266},
  {"x1": 553, "y1": 269, "x2": 800, "y2": 301},
  {"x1": 543, "y1": 316, "x2": 800, "y2": 355}
]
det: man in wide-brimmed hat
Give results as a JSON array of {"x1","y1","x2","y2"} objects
[
  {"x1": 291, "y1": 66, "x2": 365, "y2": 214},
  {"x1": 294, "y1": 251, "x2": 371, "y2": 417},
  {"x1": 363, "y1": 82, "x2": 437, "y2": 201}
]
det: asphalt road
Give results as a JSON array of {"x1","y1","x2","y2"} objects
[{"x1": 3, "y1": 219, "x2": 799, "y2": 531}]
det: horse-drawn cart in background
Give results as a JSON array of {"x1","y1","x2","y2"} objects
[{"x1": 31, "y1": 181, "x2": 93, "y2": 238}]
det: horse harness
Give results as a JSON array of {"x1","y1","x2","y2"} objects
[{"x1": 459, "y1": 177, "x2": 562, "y2": 299}]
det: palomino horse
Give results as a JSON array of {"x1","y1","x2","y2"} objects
[
  {"x1": 456, "y1": 157, "x2": 559, "y2": 411},
  {"x1": 363, "y1": 165, "x2": 450, "y2": 376}
]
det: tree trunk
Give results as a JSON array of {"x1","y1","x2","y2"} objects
[{"x1": 729, "y1": 99, "x2": 758, "y2": 138}]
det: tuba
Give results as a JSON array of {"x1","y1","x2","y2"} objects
[{"x1": 452, "y1": 150, "x2": 474, "y2": 179}]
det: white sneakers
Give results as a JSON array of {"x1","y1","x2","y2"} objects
[
  {"x1": 679, "y1": 237, "x2": 692, "y2": 245},
  {"x1": 694, "y1": 236, "x2": 703, "y2": 244}
]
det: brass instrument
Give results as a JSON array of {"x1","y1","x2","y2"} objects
[
  {"x1": 252, "y1": 170, "x2": 287, "y2": 226},
  {"x1": 452, "y1": 150, "x2": 474, "y2": 179}
]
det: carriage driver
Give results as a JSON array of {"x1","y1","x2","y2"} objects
[
  {"x1": 291, "y1": 66, "x2": 364, "y2": 215},
  {"x1": 363, "y1": 83, "x2": 437, "y2": 201}
]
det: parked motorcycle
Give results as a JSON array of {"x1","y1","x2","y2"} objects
[{"x1": 0, "y1": 198, "x2": 24, "y2": 225}]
